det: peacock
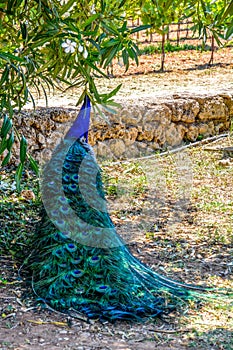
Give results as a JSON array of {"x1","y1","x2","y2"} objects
[{"x1": 28, "y1": 95, "x2": 228, "y2": 322}]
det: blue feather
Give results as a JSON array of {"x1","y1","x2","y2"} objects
[
  {"x1": 65, "y1": 95, "x2": 91, "y2": 142},
  {"x1": 71, "y1": 174, "x2": 79, "y2": 182},
  {"x1": 65, "y1": 243, "x2": 77, "y2": 253},
  {"x1": 63, "y1": 174, "x2": 70, "y2": 182},
  {"x1": 58, "y1": 196, "x2": 68, "y2": 204},
  {"x1": 68, "y1": 184, "x2": 78, "y2": 192},
  {"x1": 71, "y1": 269, "x2": 84, "y2": 278},
  {"x1": 59, "y1": 205, "x2": 70, "y2": 214},
  {"x1": 89, "y1": 255, "x2": 101, "y2": 265},
  {"x1": 71, "y1": 257, "x2": 82, "y2": 264},
  {"x1": 55, "y1": 219, "x2": 66, "y2": 228}
]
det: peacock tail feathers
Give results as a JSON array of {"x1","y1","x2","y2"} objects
[{"x1": 28, "y1": 95, "x2": 232, "y2": 322}]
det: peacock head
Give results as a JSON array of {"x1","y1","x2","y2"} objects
[{"x1": 65, "y1": 95, "x2": 91, "y2": 143}]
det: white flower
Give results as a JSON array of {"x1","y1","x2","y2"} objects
[
  {"x1": 78, "y1": 44, "x2": 84, "y2": 53},
  {"x1": 61, "y1": 39, "x2": 77, "y2": 54},
  {"x1": 83, "y1": 48, "x2": 88, "y2": 59},
  {"x1": 90, "y1": 4, "x2": 96, "y2": 14}
]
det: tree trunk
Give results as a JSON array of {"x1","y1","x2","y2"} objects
[
  {"x1": 137, "y1": 17, "x2": 140, "y2": 40},
  {"x1": 177, "y1": 23, "x2": 180, "y2": 46},
  {"x1": 150, "y1": 29, "x2": 153, "y2": 42},
  {"x1": 208, "y1": 35, "x2": 214, "y2": 66},
  {"x1": 186, "y1": 20, "x2": 189, "y2": 38},
  {"x1": 161, "y1": 31, "x2": 165, "y2": 71},
  {"x1": 167, "y1": 25, "x2": 170, "y2": 41}
]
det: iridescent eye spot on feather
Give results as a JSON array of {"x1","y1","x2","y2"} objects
[
  {"x1": 71, "y1": 269, "x2": 84, "y2": 278},
  {"x1": 92, "y1": 256, "x2": 99, "y2": 261},
  {"x1": 68, "y1": 184, "x2": 78, "y2": 192},
  {"x1": 58, "y1": 262, "x2": 67, "y2": 268},
  {"x1": 75, "y1": 287, "x2": 85, "y2": 294},
  {"x1": 65, "y1": 243, "x2": 77, "y2": 252},
  {"x1": 96, "y1": 285, "x2": 110, "y2": 293},
  {"x1": 66, "y1": 155, "x2": 74, "y2": 161},
  {"x1": 71, "y1": 257, "x2": 82, "y2": 264},
  {"x1": 63, "y1": 174, "x2": 70, "y2": 182},
  {"x1": 58, "y1": 196, "x2": 68, "y2": 204},
  {"x1": 63, "y1": 184, "x2": 69, "y2": 193},
  {"x1": 95, "y1": 228, "x2": 102, "y2": 235},
  {"x1": 71, "y1": 174, "x2": 79, "y2": 182},
  {"x1": 55, "y1": 219, "x2": 66, "y2": 227},
  {"x1": 89, "y1": 256, "x2": 100, "y2": 265},
  {"x1": 60, "y1": 231, "x2": 69, "y2": 239},
  {"x1": 63, "y1": 162, "x2": 71, "y2": 170},
  {"x1": 110, "y1": 289, "x2": 118, "y2": 295},
  {"x1": 60, "y1": 205, "x2": 70, "y2": 214},
  {"x1": 51, "y1": 210, "x2": 59, "y2": 217},
  {"x1": 53, "y1": 248, "x2": 63, "y2": 257},
  {"x1": 48, "y1": 181, "x2": 55, "y2": 188}
]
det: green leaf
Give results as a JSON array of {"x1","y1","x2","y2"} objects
[
  {"x1": 6, "y1": 0, "x2": 15, "y2": 13},
  {"x1": 89, "y1": 79, "x2": 101, "y2": 103},
  {"x1": 20, "y1": 136, "x2": 27, "y2": 163},
  {"x1": 83, "y1": 13, "x2": 100, "y2": 28},
  {"x1": 0, "y1": 137, "x2": 7, "y2": 155},
  {"x1": 105, "y1": 84, "x2": 122, "y2": 100},
  {"x1": 100, "y1": 0, "x2": 106, "y2": 12},
  {"x1": 164, "y1": 0, "x2": 174, "y2": 11},
  {"x1": 212, "y1": 31, "x2": 222, "y2": 47},
  {"x1": 127, "y1": 47, "x2": 136, "y2": 60},
  {"x1": 0, "y1": 52, "x2": 24, "y2": 62},
  {"x1": 15, "y1": 163, "x2": 23, "y2": 192},
  {"x1": 20, "y1": 22, "x2": 27, "y2": 40},
  {"x1": 86, "y1": 60, "x2": 109, "y2": 79},
  {"x1": 99, "y1": 85, "x2": 122, "y2": 104},
  {"x1": 101, "y1": 22, "x2": 119, "y2": 35},
  {"x1": 7, "y1": 131, "x2": 14, "y2": 151},
  {"x1": 103, "y1": 44, "x2": 120, "y2": 68},
  {"x1": 28, "y1": 154, "x2": 39, "y2": 176},
  {"x1": 218, "y1": 1, "x2": 233, "y2": 23},
  {"x1": 130, "y1": 24, "x2": 151, "y2": 34},
  {"x1": 101, "y1": 38, "x2": 119, "y2": 48},
  {"x1": 225, "y1": 24, "x2": 233, "y2": 40},
  {"x1": 59, "y1": 0, "x2": 77, "y2": 15},
  {"x1": 118, "y1": 0, "x2": 126, "y2": 8},
  {"x1": 101, "y1": 104, "x2": 118, "y2": 114},
  {"x1": 88, "y1": 38, "x2": 101, "y2": 51},
  {"x1": 1, "y1": 151, "x2": 11, "y2": 166},
  {"x1": 0, "y1": 65, "x2": 10, "y2": 85},
  {"x1": 200, "y1": 0, "x2": 207, "y2": 17},
  {"x1": 76, "y1": 89, "x2": 87, "y2": 106},
  {"x1": 0, "y1": 115, "x2": 12, "y2": 137},
  {"x1": 122, "y1": 49, "x2": 129, "y2": 70}
]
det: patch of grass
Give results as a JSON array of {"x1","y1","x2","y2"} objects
[
  {"x1": 140, "y1": 42, "x2": 204, "y2": 55},
  {"x1": 103, "y1": 161, "x2": 148, "y2": 198},
  {"x1": 0, "y1": 166, "x2": 41, "y2": 262}
]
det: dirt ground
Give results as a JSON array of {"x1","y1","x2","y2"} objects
[
  {"x1": 26, "y1": 47, "x2": 233, "y2": 110},
  {"x1": 1, "y1": 47, "x2": 233, "y2": 350}
]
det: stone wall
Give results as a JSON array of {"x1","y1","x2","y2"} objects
[{"x1": 11, "y1": 92, "x2": 233, "y2": 162}]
